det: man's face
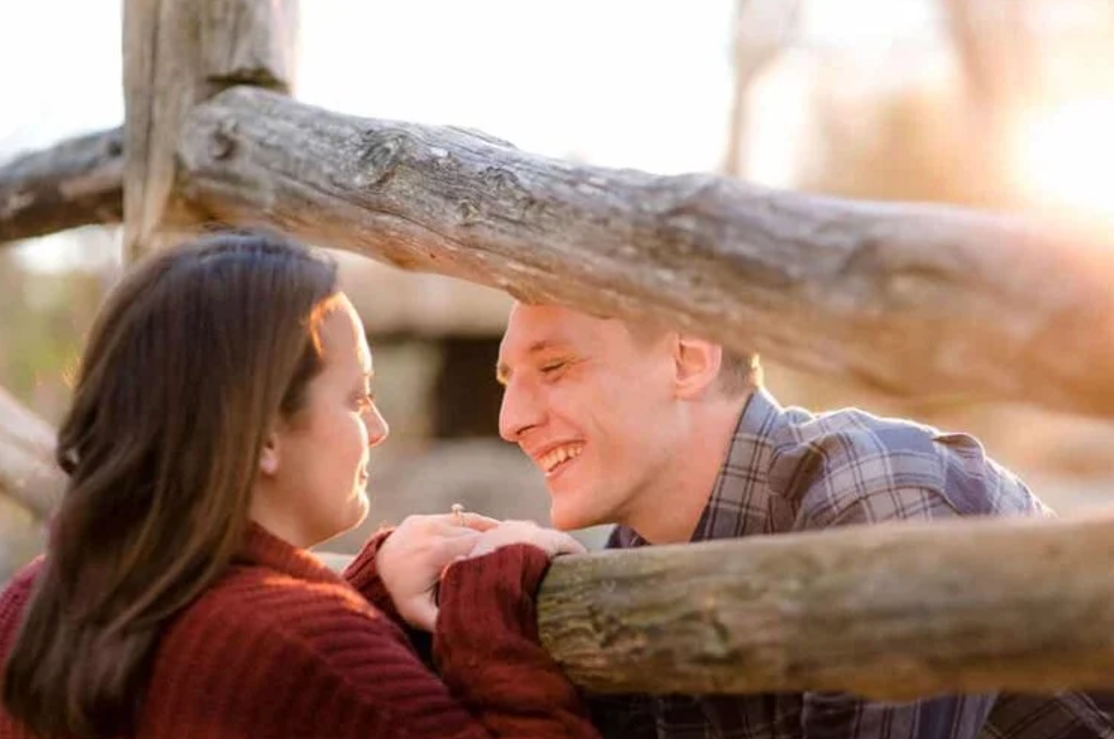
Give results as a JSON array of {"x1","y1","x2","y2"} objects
[{"x1": 497, "y1": 304, "x2": 677, "y2": 531}]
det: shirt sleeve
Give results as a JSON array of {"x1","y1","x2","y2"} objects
[
  {"x1": 801, "y1": 691, "x2": 995, "y2": 739},
  {"x1": 986, "y1": 691, "x2": 1114, "y2": 739},
  {"x1": 585, "y1": 694, "x2": 656, "y2": 739}
]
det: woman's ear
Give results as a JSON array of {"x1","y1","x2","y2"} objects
[
  {"x1": 259, "y1": 432, "x2": 280, "y2": 477},
  {"x1": 671, "y1": 334, "x2": 723, "y2": 399}
]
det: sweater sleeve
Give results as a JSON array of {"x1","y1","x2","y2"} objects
[
  {"x1": 165, "y1": 547, "x2": 600, "y2": 739},
  {"x1": 434, "y1": 544, "x2": 601, "y2": 738},
  {"x1": 341, "y1": 527, "x2": 436, "y2": 667},
  {"x1": 341, "y1": 528, "x2": 407, "y2": 629}
]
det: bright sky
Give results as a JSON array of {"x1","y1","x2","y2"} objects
[
  {"x1": 0, "y1": 0, "x2": 942, "y2": 271},
  {"x1": 0, "y1": 0, "x2": 945, "y2": 170},
  {"x1": 5, "y1": 0, "x2": 1113, "y2": 266}
]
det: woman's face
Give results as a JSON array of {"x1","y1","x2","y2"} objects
[{"x1": 253, "y1": 293, "x2": 389, "y2": 548}]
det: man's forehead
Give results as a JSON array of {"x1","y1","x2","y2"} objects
[{"x1": 502, "y1": 303, "x2": 617, "y2": 352}]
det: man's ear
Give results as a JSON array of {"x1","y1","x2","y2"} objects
[
  {"x1": 259, "y1": 430, "x2": 281, "y2": 477},
  {"x1": 671, "y1": 334, "x2": 723, "y2": 399}
]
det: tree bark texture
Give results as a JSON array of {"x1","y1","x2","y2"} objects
[
  {"x1": 0, "y1": 127, "x2": 123, "y2": 244},
  {"x1": 176, "y1": 86, "x2": 1114, "y2": 419},
  {"x1": 122, "y1": 0, "x2": 297, "y2": 261},
  {"x1": 537, "y1": 513, "x2": 1114, "y2": 698}
]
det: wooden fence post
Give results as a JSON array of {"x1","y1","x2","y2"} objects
[{"x1": 122, "y1": 0, "x2": 298, "y2": 261}]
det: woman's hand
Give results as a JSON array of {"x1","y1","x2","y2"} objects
[
  {"x1": 465, "y1": 520, "x2": 587, "y2": 560},
  {"x1": 376, "y1": 512, "x2": 498, "y2": 630}
]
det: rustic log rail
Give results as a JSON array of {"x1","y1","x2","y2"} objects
[
  {"x1": 0, "y1": 127, "x2": 123, "y2": 243},
  {"x1": 5, "y1": 92, "x2": 1114, "y2": 417},
  {"x1": 539, "y1": 512, "x2": 1114, "y2": 698},
  {"x1": 174, "y1": 87, "x2": 1114, "y2": 419}
]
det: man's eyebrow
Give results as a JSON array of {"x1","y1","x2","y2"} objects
[{"x1": 494, "y1": 340, "x2": 561, "y2": 385}]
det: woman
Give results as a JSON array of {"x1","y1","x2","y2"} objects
[{"x1": 0, "y1": 232, "x2": 599, "y2": 738}]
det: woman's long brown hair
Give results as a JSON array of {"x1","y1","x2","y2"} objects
[{"x1": 2, "y1": 231, "x2": 338, "y2": 737}]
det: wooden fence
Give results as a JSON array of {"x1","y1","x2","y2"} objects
[{"x1": 2, "y1": 0, "x2": 1114, "y2": 696}]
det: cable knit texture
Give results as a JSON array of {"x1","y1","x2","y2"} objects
[{"x1": 0, "y1": 524, "x2": 599, "y2": 738}]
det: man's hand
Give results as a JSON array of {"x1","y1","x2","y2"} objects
[{"x1": 376, "y1": 512, "x2": 498, "y2": 630}]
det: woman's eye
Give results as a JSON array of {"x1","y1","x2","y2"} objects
[{"x1": 355, "y1": 392, "x2": 376, "y2": 409}]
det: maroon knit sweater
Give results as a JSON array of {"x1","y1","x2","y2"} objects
[{"x1": 0, "y1": 524, "x2": 600, "y2": 738}]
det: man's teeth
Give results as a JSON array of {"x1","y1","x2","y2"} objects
[{"x1": 540, "y1": 445, "x2": 583, "y2": 473}]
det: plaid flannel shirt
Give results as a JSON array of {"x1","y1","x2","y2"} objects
[{"x1": 590, "y1": 388, "x2": 1114, "y2": 739}]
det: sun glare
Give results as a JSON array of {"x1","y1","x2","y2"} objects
[{"x1": 1011, "y1": 97, "x2": 1114, "y2": 218}]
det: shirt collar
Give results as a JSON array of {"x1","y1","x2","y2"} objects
[
  {"x1": 688, "y1": 386, "x2": 793, "y2": 542},
  {"x1": 612, "y1": 386, "x2": 791, "y2": 548}
]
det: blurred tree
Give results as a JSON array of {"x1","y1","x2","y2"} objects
[
  {"x1": 723, "y1": 0, "x2": 803, "y2": 178},
  {"x1": 748, "y1": 0, "x2": 1114, "y2": 503},
  {"x1": 940, "y1": 0, "x2": 1037, "y2": 204},
  {"x1": 0, "y1": 230, "x2": 116, "y2": 581},
  {"x1": 0, "y1": 235, "x2": 113, "y2": 424}
]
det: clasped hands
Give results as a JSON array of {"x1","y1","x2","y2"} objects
[{"x1": 374, "y1": 509, "x2": 586, "y2": 631}]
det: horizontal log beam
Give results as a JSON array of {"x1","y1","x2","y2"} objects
[
  {"x1": 0, "y1": 386, "x2": 63, "y2": 520},
  {"x1": 0, "y1": 127, "x2": 123, "y2": 243},
  {"x1": 538, "y1": 514, "x2": 1114, "y2": 698},
  {"x1": 8, "y1": 88, "x2": 1114, "y2": 417},
  {"x1": 177, "y1": 86, "x2": 1114, "y2": 418}
]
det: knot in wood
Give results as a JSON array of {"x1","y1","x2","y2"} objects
[
  {"x1": 481, "y1": 166, "x2": 521, "y2": 195},
  {"x1": 456, "y1": 199, "x2": 481, "y2": 226},
  {"x1": 355, "y1": 130, "x2": 406, "y2": 188},
  {"x1": 479, "y1": 166, "x2": 541, "y2": 217},
  {"x1": 208, "y1": 121, "x2": 239, "y2": 161},
  {"x1": 103, "y1": 131, "x2": 124, "y2": 158}
]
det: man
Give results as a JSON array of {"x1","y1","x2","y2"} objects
[{"x1": 495, "y1": 302, "x2": 1114, "y2": 739}]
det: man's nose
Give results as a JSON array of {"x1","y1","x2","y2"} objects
[{"x1": 498, "y1": 377, "x2": 544, "y2": 442}]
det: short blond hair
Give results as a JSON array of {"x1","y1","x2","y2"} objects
[
  {"x1": 720, "y1": 349, "x2": 762, "y2": 395},
  {"x1": 623, "y1": 319, "x2": 760, "y2": 396}
]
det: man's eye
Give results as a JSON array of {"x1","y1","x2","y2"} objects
[
  {"x1": 355, "y1": 392, "x2": 376, "y2": 409},
  {"x1": 540, "y1": 361, "x2": 567, "y2": 374}
]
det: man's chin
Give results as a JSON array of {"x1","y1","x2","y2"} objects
[{"x1": 549, "y1": 500, "x2": 604, "y2": 532}]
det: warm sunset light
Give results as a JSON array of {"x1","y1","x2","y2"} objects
[{"x1": 1011, "y1": 97, "x2": 1114, "y2": 217}]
